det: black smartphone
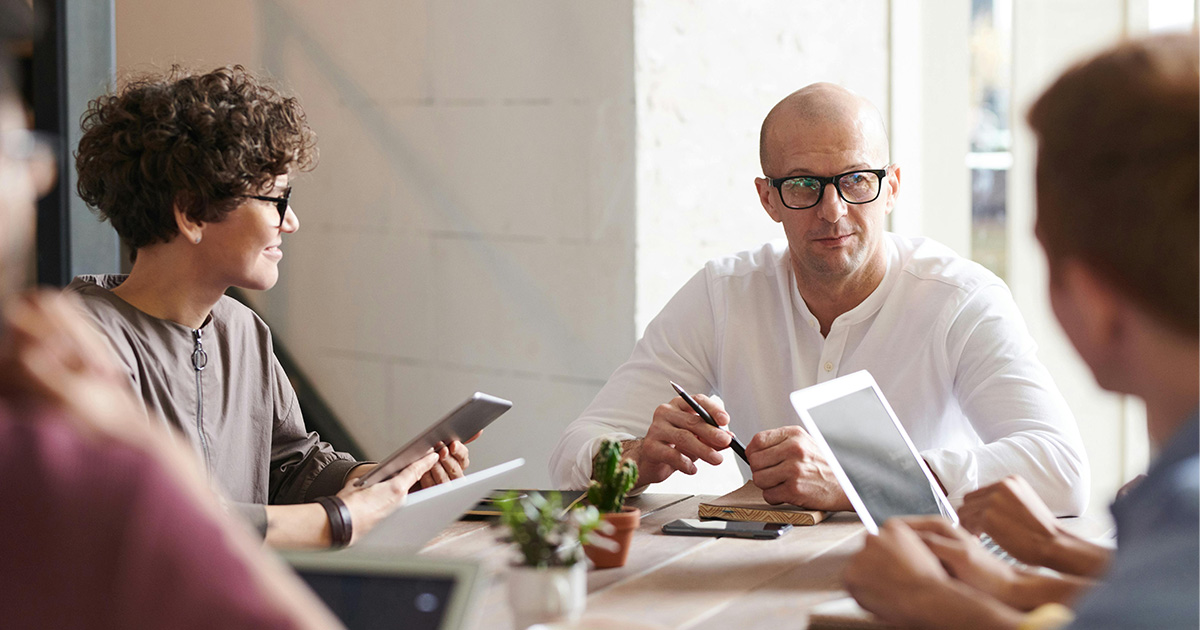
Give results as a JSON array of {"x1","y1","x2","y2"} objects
[{"x1": 661, "y1": 518, "x2": 792, "y2": 539}]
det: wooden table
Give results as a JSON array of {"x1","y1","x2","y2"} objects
[{"x1": 420, "y1": 494, "x2": 868, "y2": 629}]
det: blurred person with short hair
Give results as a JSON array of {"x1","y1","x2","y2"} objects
[{"x1": 844, "y1": 31, "x2": 1199, "y2": 630}]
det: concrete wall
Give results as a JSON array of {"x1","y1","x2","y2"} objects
[{"x1": 116, "y1": 0, "x2": 636, "y2": 488}]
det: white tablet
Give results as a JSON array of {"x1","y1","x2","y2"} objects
[
  {"x1": 356, "y1": 392, "x2": 512, "y2": 488},
  {"x1": 355, "y1": 458, "x2": 525, "y2": 553},
  {"x1": 788, "y1": 370, "x2": 956, "y2": 534}
]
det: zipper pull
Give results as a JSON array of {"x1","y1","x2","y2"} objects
[{"x1": 192, "y1": 329, "x2": 208, "y2": 371}]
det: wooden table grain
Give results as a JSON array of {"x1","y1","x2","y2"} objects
[{"x1": 420, "y1": 494, "x2": 866, "y2": 630}]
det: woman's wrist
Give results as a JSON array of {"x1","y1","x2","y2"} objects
[
  {"x1": 263, "y1": 503, "x2": 333, "y2": 550},
  {"x1": 315, "y1": 496, "x2": 353, "y2": 548}
]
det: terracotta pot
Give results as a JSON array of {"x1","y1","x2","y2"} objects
[{"x1": 584, "y1": 506, "x2": 641, "y2": 569}]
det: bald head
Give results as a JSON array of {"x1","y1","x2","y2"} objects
[{"x1": 759, "y1": 83, "x2": 890, "y2": 175}]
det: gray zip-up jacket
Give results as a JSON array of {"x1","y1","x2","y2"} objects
[{"x1": 67, "y1": 275, "x2": 362, "y2": 536}]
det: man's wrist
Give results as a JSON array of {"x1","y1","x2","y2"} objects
[
  {"x1": 933, "y1": 579, "x2": 1025, "y2": 630},
  {"x1": 1047, "y1": 531, "x2": 1110, "y2": 577}
]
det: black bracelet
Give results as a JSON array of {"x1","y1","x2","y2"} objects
[{"x1": 316, "y1": 496, "x2": 353, "y2": 548}]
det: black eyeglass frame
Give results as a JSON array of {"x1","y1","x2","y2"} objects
[
  {"x1": 239, "y1": 187, "x2": 292, "y2": 225},
  {"x1": 768, "y1": 167, "x2": 890, "y2": 210}
]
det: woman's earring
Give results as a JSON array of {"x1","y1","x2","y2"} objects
[{"x1": 194, "y1": 236, "x2": 201, "y2": 244}]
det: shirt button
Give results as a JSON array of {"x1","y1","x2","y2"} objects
[
  {"x1": 824, "y1": 362, "x2": 833, "y2": 372},
  {"x1": 810, "y1": 320, "x2": 818, "y2": 329}
]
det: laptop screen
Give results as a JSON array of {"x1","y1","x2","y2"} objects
[
  {"x1": 808, "y1": 386, "x2": 944, "y2": 524},
  {"x1": 298, "y1": 570, "x2": 457, "y2": 630}
]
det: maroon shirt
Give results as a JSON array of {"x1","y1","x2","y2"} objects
[{"x1": 0, "y1": 398, "x2": 304, "y2": 629}]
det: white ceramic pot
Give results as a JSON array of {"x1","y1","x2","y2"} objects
[{"x1": 507, "y1": 562, "x2": 587, "y2": 629}]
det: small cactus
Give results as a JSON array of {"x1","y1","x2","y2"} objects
[{"x1": 587, "y1": 439, "x2": 638, "y2": 513}]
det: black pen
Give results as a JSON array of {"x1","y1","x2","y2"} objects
[{"x1": 669, "y1": 381, "x2": 749, "y2": 465}]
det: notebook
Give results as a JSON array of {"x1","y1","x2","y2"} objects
[
  {"x1": 285, "y1": 551, "x2": 485, "y2": 630},
  {"x1": 698, "y1": 481, "x2": 829, "y2": 525}
]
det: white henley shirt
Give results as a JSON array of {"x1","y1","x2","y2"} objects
[{"x1": 550, "y1": 234, "x2": 1089, "y2": 515}]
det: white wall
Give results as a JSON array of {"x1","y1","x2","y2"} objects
[
  {"x1": 634, "y1": 0, "x2": 891, "y2": 333},
  {"x1": 116, "y1": 0, "x2": 636, "y2": 488}
]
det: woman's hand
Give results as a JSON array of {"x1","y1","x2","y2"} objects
[
  {"x1": 338, "y1": 451, "x2": 440, "y2": 544},
  {"x1": 416, "y1": 440, "x2": 470, "y2": 489}
]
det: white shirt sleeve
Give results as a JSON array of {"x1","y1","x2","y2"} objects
[
  {"x1": 549, "y1": 268, "x2": 720, "y2": 489},
  {"x1": 921, "y1": 282, "x2": 1090, "y2": 515}
]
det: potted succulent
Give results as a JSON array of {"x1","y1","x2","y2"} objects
[
  {"x1": 498, "y1": 490, "x2": 603, "y2": 629},
  {"x1": 584, "y1": 438, "x2": 641, "y2": 569}
]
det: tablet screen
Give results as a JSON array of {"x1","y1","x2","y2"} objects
[{"x1": 808, "y1": 387, "x2": 943, "y2": 524}]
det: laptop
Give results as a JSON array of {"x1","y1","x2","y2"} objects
[
  {"x1": 788, "y1": 370, "x2": 958, "y2": 534},
  {"x1": 285, "y1": 551, "x2": 485, "y2": 630},
  {"x1": 355, "y1": 458, "x2": 525, "y2": 552}
]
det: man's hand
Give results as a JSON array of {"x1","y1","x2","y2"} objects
[
  {"x1": 958, "y1": 476, "x2": 1062, "y2": 566},
  {"x1": 958, "y1": 475, "x2": 1109, "y2": 577},
  {"x1": 337, "y1": 452, "x2": 440, "y2": 545},
  {"x1": 844, "y1": 520, "x2": 955, "y2": 625},
  {"x1": 417, "y1": 440, "x2": 470, "y2": 489},
  {"x1": 629, "y1": 393, "x2": 734, "y2": 487},
  {"x1": 744, "y1": 426, "x2": 851, "y2": 510},
  {"x1": 845, "y1": 519, "x2": 1028, "y2": 630},
  {"x1": 904, "y1": 517, "x2": 1019, "y2": 605}
]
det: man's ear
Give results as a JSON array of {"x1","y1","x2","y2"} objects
[
  {"x1": 883, "y1": 164, "x2": 901, "y2": 215},
  {"x1": 174, "y1": 203, "x2": 204, "y2": 245},
  {"x1": 755, "y1": 177, "x2": 782, "y2": 223}
]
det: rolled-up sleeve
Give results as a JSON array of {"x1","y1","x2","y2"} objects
[{"x1": 266, "y1": 359, "x2": 363, "y2": 504}]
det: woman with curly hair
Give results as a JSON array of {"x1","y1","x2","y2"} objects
[{"x1": 67, "y1": 65, "x2": 469, "y2": 549}]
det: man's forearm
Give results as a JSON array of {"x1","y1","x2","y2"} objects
[
  {"x1": 1005, "y1": 569, "x2": 1094, "y2": 610},
  {"x1": 1042, "y1": 530, "x2": 1112, "y2": 578}
]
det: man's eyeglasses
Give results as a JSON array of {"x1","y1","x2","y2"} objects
[
  {"x1": 239, "y1": 186, "x2": 292, "y2": 225},
  {"x1": 768, "y1": 167, "x2": 889, "y2": 210}
]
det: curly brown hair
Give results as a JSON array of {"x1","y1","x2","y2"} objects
[{"x1": 75, "y1": 65, "x2": 317, "y2": 253}]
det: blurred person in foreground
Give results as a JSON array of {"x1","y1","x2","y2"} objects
[
  {"x1": 843, "y1": 31, "x2": 1198, "y2": 630},
  {"x1": 67, "y1": 65, "x2": 459, "y2": 549},
  {"x1": 0, "y1": 1, "x2": 342, "y2": 627}
]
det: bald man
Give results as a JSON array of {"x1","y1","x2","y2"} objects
[{"x1": 550, "y1": 84, "x2": 1088, "y2": 515}]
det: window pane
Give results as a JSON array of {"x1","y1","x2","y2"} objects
[{"x1": 969, "y1": 0, "x2": 1012, "y2": 281}]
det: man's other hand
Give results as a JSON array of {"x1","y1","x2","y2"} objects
[{"x1": 745, "y1": 425, "x2": 852, "y2": 510}]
